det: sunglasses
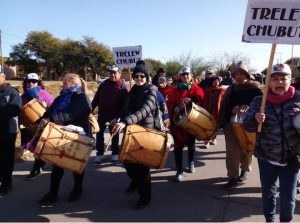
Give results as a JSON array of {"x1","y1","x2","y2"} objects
[
  {"x1": 26, "y1": 80, "x2": 38, "y2": 83},
  {"x1": 134, "y1": 74, "x2": 146, "y2": 79}
]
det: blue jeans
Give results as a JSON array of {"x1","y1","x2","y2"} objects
[
  {"x1": 96, "y1": 120, "x2": 119, "y2": 156},
  {"x1": 258, "y1": 158, "x2": 298, "y2": 222}
]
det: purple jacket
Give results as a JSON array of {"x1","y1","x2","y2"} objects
[{"x1": 21, "y1": 89, "x2": 54, "y2": 106}]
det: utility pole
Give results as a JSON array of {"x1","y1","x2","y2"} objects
[{"x1": 0, "y1": 29, "x2": 3, "y2": 71}]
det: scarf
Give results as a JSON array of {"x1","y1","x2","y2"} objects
[
  {"x1": 178, "y1": 82, "x2": 192, "y2": 90},
  {"x1": 25, "y1": 86, "x2": 41, "y2": 99},
  {"x1": 54, "y1": 85, "x2": 82, "y2": 112},
  {"x1": 267, "y1": 86, "x2": 295, "y2": 105}
]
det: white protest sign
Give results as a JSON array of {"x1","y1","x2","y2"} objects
[
  {"x1": 242, "y1": 0, "x2": 300, "y2": 44},
  {"x1": 112, "y1": 45, "x2": 142, "y2": 68}
]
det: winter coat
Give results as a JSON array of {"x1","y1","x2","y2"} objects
[
  {"x1": 122, "y1": 83, "x2": 157, "y2": 129},
  {"x1": 218, "y1": 80, "x2": 263, "y2": 128},
  {"x1": 92, "y1": 79, "x2": 128, "y2": 122},
  {"x1": 0, "y1": 83, "x2": 21, "y2": 140},
  {"x1": 21, "y1": 89, "x2": 53, "y2": 106},
  {"x1": 42, "y1": 92, "x2": 92, "y2": 135},
  {"x1": 243, "y1": 92, "x2": 300, "y2": 164}
]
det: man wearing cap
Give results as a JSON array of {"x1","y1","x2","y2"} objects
[
  {"x1": 92, "y1": 65, "x2": 128, "y2": 164},
  {"x1": 243, "y1": 63, "x2": 300, "y2": 222},
  {"x1": 218, "y1": 61, "x2": 263, "y2": 188},
  {"x1": 0, "y1": 71, "x2": 22, "y2": 196}
]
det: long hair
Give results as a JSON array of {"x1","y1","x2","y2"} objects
[{"x1": 63, "y1": 73, "x2": 87, "y2": 93}]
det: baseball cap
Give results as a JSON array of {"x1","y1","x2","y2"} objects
[
  {"x1": 26, "y1": 73, "x2": 39, "y2": 81},
  {"x1": 179, "y1": 66, "x2": 191, "y2": 75},
  {"x1": 109, "y1": 65, "x2": 119, "y2": 72},
  {"x1": 271, "y1": 63, "x2": 291, "y2": 76}
]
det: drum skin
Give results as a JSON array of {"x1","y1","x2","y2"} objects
[
  {"x1": 34, "y1": 122, "x2": 95, "y2": 174},
  {"x1": 232, "y1": 123, "x2": 256, "y2": 153},
  {"x1": 20, "y1": 99, "x2": 46, "y2": 128},
  {"x1": 120, "y1": 124, "x2": 173, "y2": 169},
  {"x1": 173, "y1": 101, "x2": 217, "y2": 141}
]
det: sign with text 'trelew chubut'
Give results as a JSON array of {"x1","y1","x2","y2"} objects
[
  {"x1": 242, "y1": 0, "x2": 300, "y2": 44},
  {"x1": 112, "y1": 45, "x2": 142, "y2": 68}
]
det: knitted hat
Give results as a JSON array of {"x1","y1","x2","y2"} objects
[
  {"x1": 271, "y1": 63, "x2": 291, "y2": 76},
  {"x1": 132, "y1": 64, "x2": 150, "y2": 82},
  {"x1": 232, "y1": 61, "x2": 249, "y2": 79}
]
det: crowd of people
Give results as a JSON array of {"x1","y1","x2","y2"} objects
[{"x1": 0, "y1": 60, "x2": 300, "y2": 221}]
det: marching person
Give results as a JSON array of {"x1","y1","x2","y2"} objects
[
  {"x1": 112, "y1": 62, "x2": 157, "y2": 209},
  {"x1": 218, "y1": 61, "x2": 263, "y2": 188},
  {"x1": 20, "y1": 73, "x2": 54, "y2": 179},
  {"x1": 92, "y1": 65, "x2": 128, "y2": 164},
  {"x1": 202, "y1": 75, "x2": 225, "y2": 148},
  {"x1": 157, "y1": 76, "x2": 174, "y2": 100},
  {"x1": 38, "y1": 73, "x2": 92, "y2": 206},
  {"x1": 198, "y1": 68, "x2": 214, "y2": 91},
  {"x1": 244, "y1": 63, "x2": 300, "y2": 222},
  {"x1": 152, "y1": 68, "x2": 166, "y2": 87},
  {"x1": 0, "y1": 70, "x2": 22, "y2": 196},
  {"x1": 166, "y1": 66, "x2": 204, "y2": 182}
]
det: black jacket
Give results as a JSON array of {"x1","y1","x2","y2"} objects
[
  {"x1": 42, "y1": 92, "x2": 92, "y2": 136},
  {"x1": 122, "y1": 84, "x2": 157, "y2": 129},
  {"x1": 0, "y1": 83, "x2": 21, "y2": 140}
]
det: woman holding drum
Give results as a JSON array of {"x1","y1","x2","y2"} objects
[
  {"x1": 166, "y1": 66, "x2": 204, "y2": 182},
  {"x1": 38, "y1": 73, "x2": 92, "y2": 206},
  {"x1": 112, "y1": 62, "x2": 158, "y2": 209},
  {"x1": 218, "y1": 61, "x2": 262, "y2": 188},
  {"x1": 20, "y1": 73, "x2": 54, "y2": 180},
  {"x1": 243, "y1": 64, "x2": 300, "y2": 222}
]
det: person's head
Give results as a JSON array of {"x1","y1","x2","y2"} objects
[
  {"x1": 25, "y1": 73, "x2": 39, "y2": 89},
  {"x1": 108, "y1": 65, "x2": 121, "y2": 82},
  {"x1": 0, "y1": 71, "x2": 6, "y2": 85},
  {"x1": 269, "y1": 63, "x2": 292, "y2": 96},
  {"x1": 179, "y1": 66, "x2": 192, "y2": 83},
  {"x1": 232, "y1": 61, "x2": 249, "y2": 85},
  {"x1": 132, "y1": 64, "x2": 149, "y2": 86},
  {"x1": 158, "y1": 76, "x2": 167, "y2": 88},
  {"x1": 157, "y1": 68, "x2": 166, "y2": 77},
  {"x1": 211, "y1": 76, "x2": 221, "y2": 87},
  {"x1": 205, "y1": 69, "x2": 213, "y2": 78},
  {"x1": 63, "y1": 73, "x2": 87, "y2": 93}
]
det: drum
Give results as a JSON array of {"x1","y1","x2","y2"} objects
[
  {"x1": 20, "y1": 99, "x2": 46, "y2": 128},
  {"x1": 88, "y1": 113, "x2": 100, "y2": 133},
  {"x1": 231, "y1": 113, "x2": 256, "y2": 153},
  {"x1": 119, "y1": 124, "x2": 173, "y2": 169},
  {"x1": 173, "y1": 101, "x2": 217, "y2": 141},
  {"x1": 33, "y1": 122, "x2": 95, "y2": 174}
]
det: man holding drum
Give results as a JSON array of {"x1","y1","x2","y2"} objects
[
  {"x1": 218, "y1": 61, "x2": 262, "y2": 188},
  {"x1": 0, "y1": 70, "x2": 21, "y2": 196},
  {"x1": 166, "y1": 66, "x2": 204, "y2": 182},
  {"x1": 244, "y1": 64, "x2": 300, "y2": 222}
]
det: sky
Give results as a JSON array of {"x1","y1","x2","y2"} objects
[{"x1": 1, "y1": 0, "x2": 299, "y2": 73}]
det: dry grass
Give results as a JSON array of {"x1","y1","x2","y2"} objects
[{"x1": 8, "y1": 80, "x2": 100, "y2": 162}]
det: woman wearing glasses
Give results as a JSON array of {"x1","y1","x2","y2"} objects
[
  {"x1": 166, "y1": 66, "x2": 204, "y2": 182},
  {"x1": 112, "y1": 62, "x2": 157, "y2": 209},
  {"x1": 20, "y1": 73, "x2": 54, "y2": 180}
]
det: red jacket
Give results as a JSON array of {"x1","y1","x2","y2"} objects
[
  {"x1": 203, "y1": 86, "x2": 225, "y2": 119},
  {"x1": 166, "y1": 83, "x2": 204, "y2": 147}
]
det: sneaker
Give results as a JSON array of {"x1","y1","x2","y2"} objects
[
  {"x1": 67, "y1": 188, "x2": 82, "y2": 202},
  {"x1": 175, "y1": 172, "x2": 184, "y2": 182},
  {"x1": 188, "y1": 162, "x2": 196, "y2": 173},
  {"x1": 224, "y1": 178, "x2": 238, "y2": 189},
  {"x1": 111, "y1": 154, "x2": 119, "y2": 162},
  {"x1": 38, "y1": 193, "x2": 58, "y2": 206},
  {"x1": 210, "y1": 139, "x2": 217, "y2": 145},
  {"x1": 238, "y1": 171, "x2": 249, "y2": 182},
  {"x1": 27, "y1": 170, "x2": 41, "y2": 180},
  {"x1": 94, "y1": 155, "x2": 105, "y2": 165}
]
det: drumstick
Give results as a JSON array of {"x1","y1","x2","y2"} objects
[{"x1": 104, "y1": 118, "x2": 120, "y2": 152}]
